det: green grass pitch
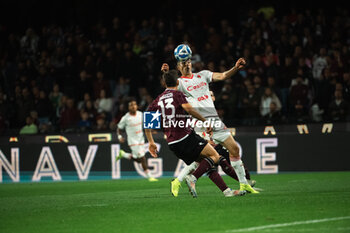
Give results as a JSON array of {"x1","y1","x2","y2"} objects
[{"x1": 0, "y1": 172, "x2": 349, "y2": 233}]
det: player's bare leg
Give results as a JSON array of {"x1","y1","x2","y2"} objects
[
  {"x1": 186, "y1": 144, "x2": 243, "y2": 197},
  {"x1": 221, "y1": 135, "x2": 259, "y2": 193}
]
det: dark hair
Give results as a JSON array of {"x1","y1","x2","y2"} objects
[
  {"x1": 162, "y1": 69, "x2": 178, "y2": 87},
  {"x1": 127, "y1": 97, "x2": 137, "y2": 105}
]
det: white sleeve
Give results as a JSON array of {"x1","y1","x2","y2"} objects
[
  {"x1": 117, "y1": 115, "x2": 127, "y2": 130},
  {"x1": 199, "y1": 70, "x2": 213, "y2": 84},
  {"x1": 177, "y1": 78, "x2": 185, "y2": 93}
]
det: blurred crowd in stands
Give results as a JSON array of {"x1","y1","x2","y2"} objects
[{"x1": 0, "y1": 2, "x2": 349, "y2": 135}]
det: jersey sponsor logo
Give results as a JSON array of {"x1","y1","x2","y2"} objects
[
  {"x1": 186, "y1": 81, "x2": 207, "y2": 91},
  {"x1": 197, "y1": 95, "x2": 209, "y2": 101},
  {"x1": 143, "y1": 111, "x2": 161, "y2": 129}
]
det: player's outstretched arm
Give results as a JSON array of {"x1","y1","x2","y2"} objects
[
  {"x1": 212, "y1": 58, "x2": 246, "y2": 82},
  {"x1": 145, "y1": 129, "x2": 158, "y2": 158}
]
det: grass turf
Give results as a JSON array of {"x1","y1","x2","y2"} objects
[{"x1": 0, "y1": 171, "x2": 349, "y2": 233}]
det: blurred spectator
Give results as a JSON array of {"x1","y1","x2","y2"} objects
[
  {"x1": 19, "y1": 116, "x2": 38, "y2": 135},
  {"x1": 260, "y1": 87, "x2": 282, "y2": 117},
  {"x1": 36, "y1": 66, "x2": 55, "y2": 93},
  {"x1": 94, "y1": 114, "x2": 108, "y2": 131},
  {"x1": 78, "y1": 92, "x2": 92, "y2": 110},
  {"x1": 216, "y1": 83, "x2": 238, "y2": 120},
  {"x1": 49, "y1": 84, "x2": 63, "y2": 121},
  {"x1": 266, "y1": 76, "x2": 282, "y2": 100},
  {"x1": 263, "y1": 45, "x2": 280, "y2": 78},
  {"x1": 78, "y1": 111, "x2": 92, "y2": 132},
  {"x1": 328, "y1": 90, "x2": 349, "y2": 121},
  {"x1": 289, "y1": 76, "x2": 310, "y2": 122},
  {"x1": 20, "y1": 28, "x2": 39, "y2": 60},
  {"x1": 297, "y1": 57, "x2": 313, "y2": 81},
  {"x1": 263, "y1": 101, "x2": 282, "y2": 125},
  {"x1": 15, "y1": 87, "x2": 34, "y2": 127},
  {"x1": 93, "y1": 71, "x2": 110, "y2": 99},
  {"x1": 310, "y1": 101, "x2": 324, "y2": 122},
  {"x1": 247, "y1": 54, "x2": 265, "y2": 78},
  {"x1": 95, "y1": 89, "x2": 113, "y2": 120},
  {"x1": 0, "y1": 3, "x2": 349, "y2": 134},
  {"x1": 30, "y1": 110, "x2": 40, "y2": 127},
  {"x1": 312, "y1": 47, "x2": 328, "y2": 80},
  {"x1": 76, "y1": 70, "x2": 93, "y2": 101},
  {"x1": 252, "y1": 75, "x2": 264, "y2": 97},
  {"x1": 241, "y1": 85, "x2": 261, "y2": 125},
  {"x1": 316, "y1": 68, "x2": 335, "y2": 112},
  {"x1": 59, "y1": 98, "x2": 80, "y2": 132},
  {"x1": 35, "y1": 90, "x2": 53, "y2": 123},
  {"x1": 113, "y1": 76, "x2": 130, "y2": 99},
  {"x1": 82, "y1": 100, "x2": 98, "y2": 123},
  {"x1": 138, "y1": 88, "x2": 151, "y2": 111},
  {"x1": 279, "y1": 56, "x2": 295, "y2": 114}
]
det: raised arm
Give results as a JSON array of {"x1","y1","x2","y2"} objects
[{"x1": 212, "y1": 58, "x2": 246, "y2": 82}]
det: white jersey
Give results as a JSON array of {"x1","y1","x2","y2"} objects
[
  {"x1": 177, "y1": 70, "x2": 217, "y2": 118},
  {"x1": 178, "y1": 70, "x2": 230, "y2": 143},
  {"x1": 117, "y1": 111, "x2": 145, "y2": 146}
]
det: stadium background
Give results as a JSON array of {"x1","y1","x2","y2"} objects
[
  {"x1": 0, "y1": 0, "x2": 349, "y2": 182},
  {"x1": 0, "y1": 2, "x2": 349, "y2": 233},
  {"x1": 0, "y1": 0, "x2": 349, "y2": 134}
]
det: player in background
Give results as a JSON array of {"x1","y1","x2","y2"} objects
[
  {"x1": 145, "y1": 70, "x2": 245, "y2": 197},
  {"x1": 161, "y1": 46, "x2": 258, "y2": 195},
  {"x1": 171, "y1": 91, "x2": 256, "y2": 197},
  {"x1": 116, "y1": 99, "x2": 158, "y2": 182}
]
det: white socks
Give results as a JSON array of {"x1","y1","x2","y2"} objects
[
  {"x1": 231, "y1": 160, "x2": 248, "y2": 184},
  {"x1": 177, "y1": 162, "x2": 199, "y2": 182},
  {"x1": 123, "y1": 152, "x2": 132, "y2": 159}
]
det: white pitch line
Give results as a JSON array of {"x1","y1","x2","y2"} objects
[
  {"x1": 80, "y1": 203, "x2": 108, "y2": 207},
  {"x1": 226, "y1": 216, "x2": 350, "y2": 232}
]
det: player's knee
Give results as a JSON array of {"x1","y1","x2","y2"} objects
[
  {"x1": 211, "y1": 154, "x2": 220, "y2": 163},
  {"x1": 231, "y1": 144, "x2": 240, "y2": 158}
]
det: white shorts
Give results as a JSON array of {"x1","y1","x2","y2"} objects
[
  {"x1": 129, "y1": 144, "x2": 146, "y2": 159},
  {"x1": 212, "y1": 128, "x2": 231, "y2": 144},
  {"x1": 194, "y1": 117, "x2": 231, "y2": 144}
]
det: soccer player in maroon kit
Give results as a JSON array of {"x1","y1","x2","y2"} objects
[{"x1": 144, "y1": 70, "x2": 245, "y2": 197}]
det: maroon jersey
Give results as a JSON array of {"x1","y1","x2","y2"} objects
[{"x1": 147, "y1": 89, "x2": 192, "y2": 144}]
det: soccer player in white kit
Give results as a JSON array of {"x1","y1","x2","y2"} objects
[
  {"x1": 161, "y1": 49, "x2": 258, "y2": 195},
  {"x1": 116, "y1": 99, "x2": 158, "y2": 182}
]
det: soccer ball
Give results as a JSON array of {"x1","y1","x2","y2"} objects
[{"x1": 174, "y1": 44, "x2": 192, "y2": 62}]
